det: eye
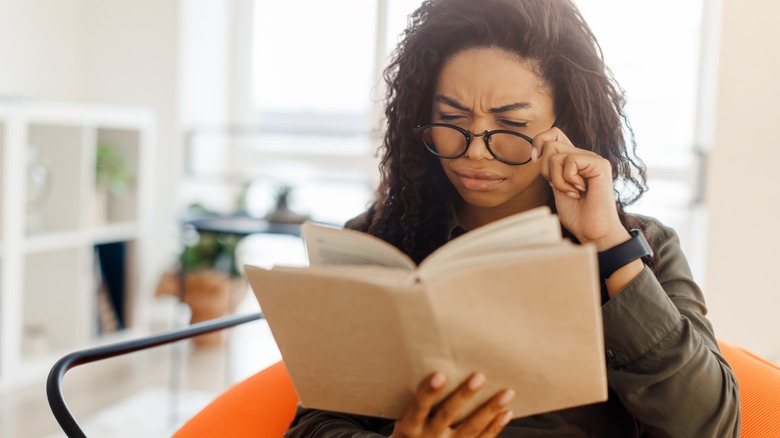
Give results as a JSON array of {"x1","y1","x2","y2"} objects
[
  {"x1": 500, "y1": 120, "x2": 528, "y2": 129},
  {"x1": 437, "y1": 113, "x2": 465, "y2": 122}
]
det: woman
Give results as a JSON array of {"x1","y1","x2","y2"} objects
[{"x1": 287, "y1": 0, "x2": 740, "y2": 436}]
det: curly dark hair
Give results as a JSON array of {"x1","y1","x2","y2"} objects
[{"x1": 367, "y1": 0, "x2": 648, "y2": 263}]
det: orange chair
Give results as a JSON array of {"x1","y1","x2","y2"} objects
[
  {"x1": 47, "y1": 314, "x2": 780, "y2": 437},
  {"x1": 173, "y1": 341, "x2": 780, "y2": 438},
  {"x1": 174, "y1": 360, "x2": 299, "y2": 437},
  {"x1": 719, "y1": 340, "x2": 780, "y2": 437}
]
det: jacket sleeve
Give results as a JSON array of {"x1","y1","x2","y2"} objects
[
  {"x1": 602, "y1": 220, "x2": 741, "y2": 437},
  {"x1": 285, "y1": 406, "x2": 393, "y2": 438}
]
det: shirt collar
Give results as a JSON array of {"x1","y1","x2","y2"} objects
[{"x1": 444, "y1": 201, "x2": 468, "y2": 241}]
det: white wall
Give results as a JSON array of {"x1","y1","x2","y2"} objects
[
  {"x1": 705, "y1": 0, "x2": 780, "y2": 360},
  {"x1": 0, "y1": 0, "x2": 87, "y2": 100}
]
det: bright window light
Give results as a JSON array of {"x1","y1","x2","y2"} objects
[{"x1": 251, "y1": 0, "x2": 379, "y2": 116}]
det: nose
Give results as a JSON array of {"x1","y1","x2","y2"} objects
[{"x1": 465, "y1": 131, "x2": 494, "y2": 161}]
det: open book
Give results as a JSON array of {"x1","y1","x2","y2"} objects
[{"x1": 244, "y1": 206, "x2": 607, "y2": 420}]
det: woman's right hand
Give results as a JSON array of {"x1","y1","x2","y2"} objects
[{"x1": 390, "y1": 372, "x2": 515, "y2": 437}]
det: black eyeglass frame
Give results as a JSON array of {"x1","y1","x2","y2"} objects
[{"x1": 413, "y1": 120, "x2": 558, "y2": 165}]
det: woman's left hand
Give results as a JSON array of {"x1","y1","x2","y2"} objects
[{"x1": 533, "y1": 128, "x2": 630, "y2": 251}]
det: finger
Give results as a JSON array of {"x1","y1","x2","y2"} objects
[
  {"x1": 477, "y1": 410, "x2": 514, "y2": 438},
  {"x1": 548, "y1": 153, "x2": 578, "y2": 195},
  {"x1": 403, "y1": 372, "x2": 448, "y2": 427},
  {"x1": 533, "y1": 127, "x2": 574, "y2": 147},
  {"x1": 454, "y1": 388, "x2": 515, "y2": 436},
  {"x1": 559, "y1": 152, "x2": 614, "y2": 196},
  {"x1": 532, "y1": 127, "x2": 574, "y2": 157},
  {"x1": 537, "y1": 140, "x2": 564, "y2": 181},
  {"x1": 562, "y1": 154, "x2": 588, "y2": 192},
  {"x1": 543, "y1": 147, "x2": 580, "y2": 198},
  {"x1": 569, "y1": 153, "x2": 613, "y2": 181},
  {"x1": 428, "y1": 372, "x2": 486, "y2": 431}
]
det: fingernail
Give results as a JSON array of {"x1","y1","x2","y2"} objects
[
  {"x1": 500, "y1": 410, "x2": 513, "y2": 426},
  {"x1": 468, "y1": 372, "x2": 486, "y2": 390},
  {"x1": 497, "y1": 389, "x2": 515, "y2": 406},
  {"x1": 566, "y1": 191, "x2": 580, "y2": 199},
  {"x1": 574, "y1": 184, "x2": 585, "y2": 191},
  {"x1": 531, "y1": 148, "x2": 538, "y2": 163},
  {"x1": 430, "y1": 372, "x2": 446, "y2": 389}
]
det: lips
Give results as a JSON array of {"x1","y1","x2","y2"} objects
[{"x1": 453, "y1": 168, "x2": 505, "y2": 191}]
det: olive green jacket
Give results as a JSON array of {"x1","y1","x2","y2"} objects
[{"x1": 286, "y1": 212, "x2": 740, "y2": 437}]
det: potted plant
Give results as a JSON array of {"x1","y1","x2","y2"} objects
[{"x1": 94, "y1": 142, "x2": 133, "y2": 224}]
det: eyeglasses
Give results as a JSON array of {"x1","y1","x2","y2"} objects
[{"x1": 413, "y1": 123, "x2": 540, "y2": 165}]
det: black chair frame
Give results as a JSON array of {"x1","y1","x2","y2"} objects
[{"x1": 46, "y1": 312, "x2": 263, "y2": 438}]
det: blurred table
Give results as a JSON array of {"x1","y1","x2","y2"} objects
[{"x1": 184, "y1": 215, "x2": 301, "y2": 238}]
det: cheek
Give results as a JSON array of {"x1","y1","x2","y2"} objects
[
  {"x1": 506, "y1": 162, "x2": 543, "y2": 187},
  {"x1": 439, "y1": 158, "x2": 455, "y2": 179}
]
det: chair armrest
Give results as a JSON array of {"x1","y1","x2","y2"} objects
[{"x1": 46, "y1": 312, "x2": 263, "y2": 438}]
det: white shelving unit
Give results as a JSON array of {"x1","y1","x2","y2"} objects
[{"x1": 0, "y1": 101, "x2": 155, "y2": 393}]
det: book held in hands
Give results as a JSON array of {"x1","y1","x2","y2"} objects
[{"x1": 244, "y1": 206, "x2": 607, "y2": 420}]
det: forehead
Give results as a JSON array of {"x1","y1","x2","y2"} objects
[{"x1": 434, "y1": 47, "x2": 549, "y2": 106}]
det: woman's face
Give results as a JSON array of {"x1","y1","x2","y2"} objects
[{"x1": 432, "y1": 47, "x2": 556, "y2": 219}]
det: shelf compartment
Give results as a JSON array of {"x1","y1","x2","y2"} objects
[
  {"x1": 26, "y1": 124, "x2": 87, "y2": 236},
  {"x1": 94, "y1": 128, "x2": 141, "y2": 225},
  {"x1": 94, "y1": 240, "x2": 126, "y2": 333},
  {"x1": 22, "y1": 247, "x2": 91, "y2": 360}
]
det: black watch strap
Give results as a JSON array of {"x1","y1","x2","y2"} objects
[{"x1": 597, "y1": 228, "x2": 653, "y2": 280}]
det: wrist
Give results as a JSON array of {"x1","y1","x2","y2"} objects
[{"x1": 583, "y1": 229, "x2": 632, "y2": 252}]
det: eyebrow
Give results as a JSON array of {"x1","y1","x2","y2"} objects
[{"x1": 434, "y1": 95, "x2": 533, "y2": 113}]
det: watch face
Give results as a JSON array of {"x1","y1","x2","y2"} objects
[{"x1": 598, "y1": 229, "x2": 652, "y2": 280}]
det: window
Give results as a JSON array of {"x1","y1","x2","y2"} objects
[
  {"x1": 250, "y1": 0, "x2": 380, "y2": 135},
  {"x1": 244, "y1": 0, "x2": 450, "y2": 137}
]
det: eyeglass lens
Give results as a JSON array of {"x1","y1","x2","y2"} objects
[{"x1": 420, "y1": 125, "x2": 533, "y2": 164}]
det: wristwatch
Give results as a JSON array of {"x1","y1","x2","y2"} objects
[{"x1": 597, "y1": 228, "x2": 653, "y2": 280}]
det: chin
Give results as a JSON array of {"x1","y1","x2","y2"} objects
[{"x1": 455, "y1": 189, "x2": 510, "y2": 209}]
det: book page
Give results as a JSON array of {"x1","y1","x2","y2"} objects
[
  {"x1": 301, "y1": 221, "x2": 415, "y2": 270},
  {"x1": 272, "y1": 264, "x2": 412, "y2": 285},
  {"x1": 420, "y1": 206, "x2": 561, "y2": 270},
  {"x1": 418, "y1": 242, "x2": 577, "y2": 283},
  {"x1": 245, "y1": 264, "x2": 423, "y2": 418},
  {"x1": 422, "y1": 245, "x2": 606, "y2": 419}
]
